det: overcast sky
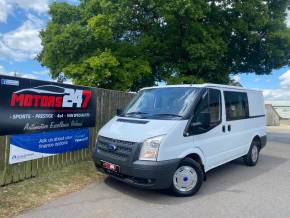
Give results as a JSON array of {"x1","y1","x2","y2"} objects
[{"x1": 0, "y1": 0, "x2": 290, "y2": 102}]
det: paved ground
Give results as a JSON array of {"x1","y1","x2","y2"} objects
[
  {"x1": 18, "y1": 126, "x2": 290, "y2": 218},
  {"x1": 267, "y1": 125, "x2": 290, "y2": 144}
]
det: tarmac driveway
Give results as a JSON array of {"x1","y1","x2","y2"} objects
[{"x1": 18, "y1": 127, "x2": 290, "y2": 218}]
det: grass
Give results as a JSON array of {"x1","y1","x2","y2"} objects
[{"x1": 0, "y1": 160, "x2": 103, "y2": 218}]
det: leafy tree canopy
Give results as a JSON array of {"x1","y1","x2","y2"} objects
[{"x1": 38, "y1": 0, "x2": 290, "y2": 91}]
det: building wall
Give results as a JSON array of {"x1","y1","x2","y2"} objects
[
  {"x1": 266, "y1": 101, "x2": 290, "y2": 119},
  {"x1": 273, "y1": 106, "x2": 290, "y2": 119},
  {"x1": 280, "y1": 119, "x2": 290, "y2": 125},
  {"x1": 265, "y1": 104, "x2": 280, "y2": 126}
]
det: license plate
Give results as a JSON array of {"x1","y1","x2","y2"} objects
[{"x1": 101, "y1": 161, "x2": 120, "y2": 173}]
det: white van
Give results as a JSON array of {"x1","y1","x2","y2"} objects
[{"x1": 93, "y1": 84, "x2": 266, "y2": 196}]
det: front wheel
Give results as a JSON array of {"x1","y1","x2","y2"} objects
[
  {"x1": 170, "y1": 158, "x2": 204, "y2": 197},
  {"x1": 243, "y1": 139, "x2": 261, "y2": 166}
]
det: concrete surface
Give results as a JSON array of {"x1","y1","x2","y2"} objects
[
  {"x1": 18, "y1": 127, "x2": 290, "y2": 218},
  {"x1": 267, "y1": 125, "x2": 290, "y2": 144}
]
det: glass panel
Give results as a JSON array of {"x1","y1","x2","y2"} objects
[
  {"x1": 123, "y1": 87, "x2": 200, "y2": 119},
  {"x1": 193, "y1": 89, "x2": 221, "y2": 129},
  {"x1": 209, "y1": 89, "x2": 221, "y2": 123},
  {"x1": 194, "y1": 93, "x2": 209, "y2": 119},
  {"x1": 224, "y1": 91, "x2": 249, "y2": 121}
]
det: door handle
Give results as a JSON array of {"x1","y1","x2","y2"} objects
[
  {"x1": 228, "y1": 125, "x2": 231, "y2": 132},
  {"x1": 222, "y1": 125, "x2": 226, "y2": 133}
]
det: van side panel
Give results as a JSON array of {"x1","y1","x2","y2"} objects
[
  {"x1": 223, "y1": 90, "x2": 266, "y2": 161},
  {"x1": 157, "y1": 121, "x2": 206, "y2": 166},
  {"x1": 248, "y1": 91, "x2": 265, "y2": 117},
  {"x1": 158, "y1": 89, "x2": 266, "y2": 172},
  {"x1": 246, "y1": 91, "x2": 267, "y2": 147}
]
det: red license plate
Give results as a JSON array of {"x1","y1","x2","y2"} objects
[{"x1": 101, "y1": 161, "x2": 120, "y2": 172}]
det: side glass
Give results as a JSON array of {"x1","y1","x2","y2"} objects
[
  {"x1": 189, "y1": 89, "x2": 221, "y2": 135},
  {"x1": 209, "y1": 89, "x2": 222, "y2": 125},
  {"x1": 224, "y1": 91, "x2": 249, "y2": 121}
]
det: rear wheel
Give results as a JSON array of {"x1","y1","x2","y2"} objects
[
  {"x1": 170, "y1": 158, "x2": 203, "y2": 197},
  {"x1": 243, "y1": 139, "x2": 261, "y2": 166}
]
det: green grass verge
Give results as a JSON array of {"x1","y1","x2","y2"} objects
[{"x1": 0, "y1": 160, "x2": 103, "y2": 218}]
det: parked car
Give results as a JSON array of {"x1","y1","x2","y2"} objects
[{"x1": 93, "y1": 84, "x2": 266, "y2": 197}]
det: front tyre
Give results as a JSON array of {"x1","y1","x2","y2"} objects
[
  {"x1": 243, "y1": 139, "x2": 261, "y2": 166},
  {"x1": 170, "y1": 158, "x2": 204, "y2": 197}
]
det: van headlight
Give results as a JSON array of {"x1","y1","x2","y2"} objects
[{"x1": 139, "y1": 135, "x2": 164, "y2": 161}]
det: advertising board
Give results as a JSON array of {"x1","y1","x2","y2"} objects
[
  {"x1": 9, "y1": 128, "x2": 89, "y2": 164},
  {"x1": 0, "y1": 75, "x2": 97, "y2": 135}
]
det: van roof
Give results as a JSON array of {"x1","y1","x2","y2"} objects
[{"x1": 140, "y1": 83, "x2": 262, "y2": 92}]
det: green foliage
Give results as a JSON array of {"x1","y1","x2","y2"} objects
[{"x1": 38, "y1": 0, "x2": 290, "y2": 90}]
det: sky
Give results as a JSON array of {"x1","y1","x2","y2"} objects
[
  {"x1": 0, "y1": 0, "x2": 79, "y2": 82},
  {"x1": 0, "y1": 0, "x2": 290, "y2": 102}
]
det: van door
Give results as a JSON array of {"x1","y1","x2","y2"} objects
[
  {"x1": 223, "y1": 91, "x2": 250, "y2": 159},
  {"x1": 192, "y1": 88, "x2": 228, "y2": 170}
]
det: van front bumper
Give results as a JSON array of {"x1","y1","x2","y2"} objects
[{"x1": 94, "y1": 155, "x2": 180, "y2": 190}]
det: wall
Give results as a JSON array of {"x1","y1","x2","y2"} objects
[
  {"x1": 274, "y1": 106, "x2": 290, "y2": 119},
  {"x1": 265, "y1": 100, "x2": 290, "y2": 119},
  {"x1": 0, "y1": 88, "x2": 134, "y2": 186},
  {"x1": 280, "y1": 119, "x2": 290, "y2": 126},
  {"x1": 265, "y1": 104, "x2": 280, "y2": 126}
]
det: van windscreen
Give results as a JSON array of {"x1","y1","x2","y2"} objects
[{"x1": 122, "y1": 87, "x2": 200, "y2": 119}]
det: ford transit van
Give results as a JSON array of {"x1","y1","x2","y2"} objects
[{"x1": 93, "y1": 84, "x2": 266, "y2": 196}]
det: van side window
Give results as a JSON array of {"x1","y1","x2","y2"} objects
[
  {"x1": 194, "y1": 89, "x2": 221, "y2": 131},
  {"x1": 224, "y1": 91, "x2": 249, "y2": 121},
  {"x1": 209, "y1": 89, "x2": 222, "y2": 124}
]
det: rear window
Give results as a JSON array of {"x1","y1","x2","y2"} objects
[{"x1": 224, "y1": 91, "x2": 249, "y2": 121}]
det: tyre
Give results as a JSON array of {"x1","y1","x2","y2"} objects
[
  {"x1": 243, "y1": 138, "x2": 261, "y2": 166},
  {"x1": 170, "y1": 158, "x2": 204, "y2": 197}
]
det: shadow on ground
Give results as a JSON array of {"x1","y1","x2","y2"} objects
[{"x1": 103, "y1": 153, "x2": 287, "y2": 205}]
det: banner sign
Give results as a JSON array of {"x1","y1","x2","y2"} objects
[
  {"x1": 9, "y1": 128, "x2": 89, "y2": 164},
  {"x1": 0, "y1": 75, "x2": 97, "y2": 135}
]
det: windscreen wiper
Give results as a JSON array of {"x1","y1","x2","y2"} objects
[
  {"x1": 124, "y1": 111, "x2": 149, "y2": 118},
  {"x1": 126, "y1": 111, "x2": 148, "y2": 115},
  {"x1": 149, "y1": 113, "x2": 183, "y2": 118}
]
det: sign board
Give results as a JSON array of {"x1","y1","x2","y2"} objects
[
  {"x1": 9, "y1": 128, "x2": 89, "y2": 164},
  {"x1": 0, "y1": 75, "x2": 97, "y2": 135}
]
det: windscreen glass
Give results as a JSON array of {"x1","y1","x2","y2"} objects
[{"x1": 122, "y1": 87, "x2": 200, "y2": 119}]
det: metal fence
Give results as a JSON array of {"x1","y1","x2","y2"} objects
[{"x1": 0, "y1": 88, "x2": 134, "y2": 186}]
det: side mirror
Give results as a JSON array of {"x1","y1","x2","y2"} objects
[
  {"x1": 185, "y1": 112, "x2": 211, "y2": 136},
  {"x1": 191, "y1": 122, "x2": 203, "y2": 128},
  {"x1": 190, "y1": 112, "x2": 211, "y2": 130},
  {"x1": 116, "y1": 108, "x2": 123, "y2": 116}
]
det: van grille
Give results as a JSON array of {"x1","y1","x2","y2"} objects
[{"x1": 96, "y1": 136, "x2": 137, "y2": 161}]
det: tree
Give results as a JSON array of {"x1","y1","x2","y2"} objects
[{"x1": 38, "y1": 0, "x2": 290, "y2": 91}]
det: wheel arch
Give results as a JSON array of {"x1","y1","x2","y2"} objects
[
  {"x1": 185, "y1": 153, "x2": 204, "y2": 167},
  {"x1": 183, "y1": 152, "x2": 207, "y2": 181},
  {"x1": 252, "y1": 135, "x2": 262, "y2": 149}
]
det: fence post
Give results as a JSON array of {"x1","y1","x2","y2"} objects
[{"x1": 0, "y1": 136, "x2": 6, "y2": 186}]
